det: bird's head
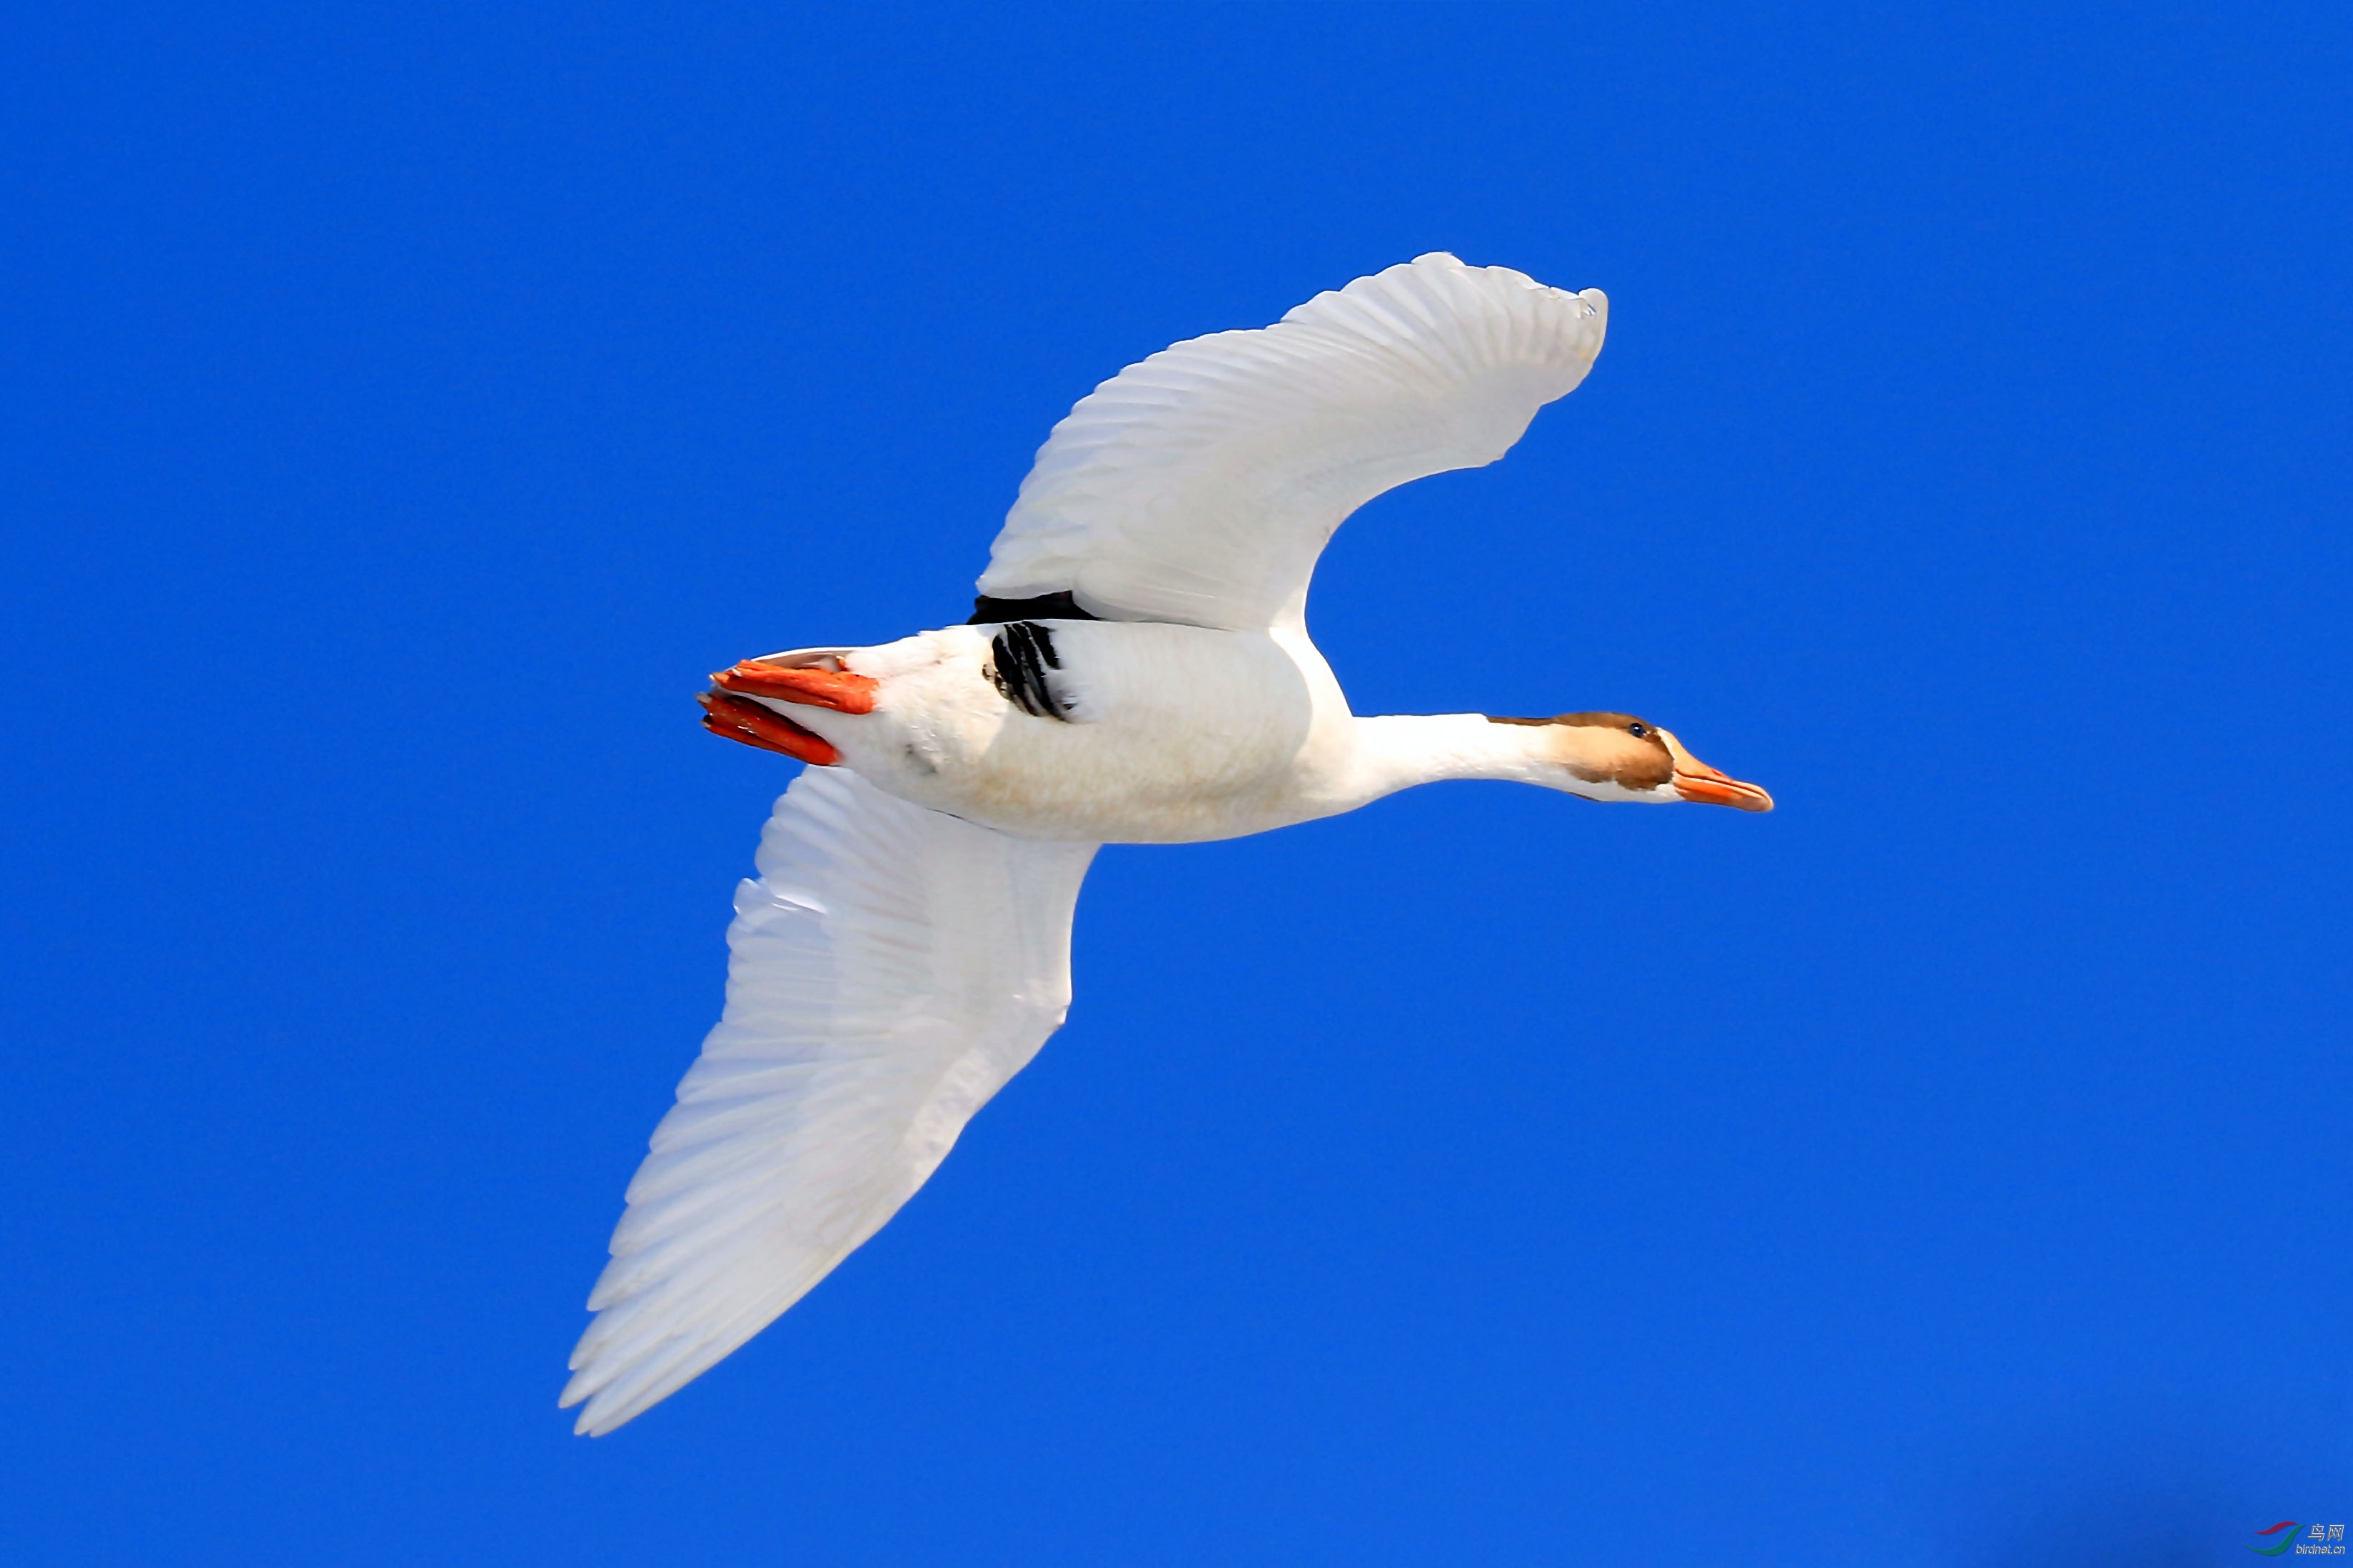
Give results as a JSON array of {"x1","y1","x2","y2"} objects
[{"x1": 1488, "y1": 711, "x2": 1774, "y2": 811}]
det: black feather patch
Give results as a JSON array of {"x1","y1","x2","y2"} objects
[
  {"x1": 989, "y1": 621, "x2": 1076, "y2": 720},
  {"x1": 969, "y1": 591, "x2": 1099, "y2": 624}
]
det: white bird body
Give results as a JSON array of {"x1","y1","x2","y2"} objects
[
  {"x1": 792, "y1": 621, "x2": 1341, "y2": 843},
  {"x1": 757, "y1": 619, "x2": 1706, "y2": 846},
  {"x1": 563, "y1": 254, "x2": 1773, "y2": 1435}
]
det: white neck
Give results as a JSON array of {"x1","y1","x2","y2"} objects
[{"x1": 1339, "y1": 713, "x2": 1572, "y2": 809}]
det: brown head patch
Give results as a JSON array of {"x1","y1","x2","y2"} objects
[{"x1": 1486, "y1": 710, "x2": 1675, "y2": 789}]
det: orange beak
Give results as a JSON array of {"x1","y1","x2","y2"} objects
[
  {"x1": 1671, "y1": 762, "x2": 1775, "y2": 812},
  {"x1": 1656, "y1": 729, "x2": 1774, "y2": 812}
]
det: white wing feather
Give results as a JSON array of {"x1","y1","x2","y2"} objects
[
  {"x1": 977, "y1": 253, "x2": 1608, "y2": 631},
  {"x1": 563, "y1": 768, "x2": 1098, "y2": 1435}
]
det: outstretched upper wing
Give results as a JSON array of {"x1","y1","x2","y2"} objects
[
  {"x1": 977, "y1": 253, "x2": 1608, "y2": 632},
  {"x1": 563, "y1": 768, "x2": 1099, "y2": 1435}
]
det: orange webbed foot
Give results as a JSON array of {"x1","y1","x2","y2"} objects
[
  {"x1": 696, "y1": 691, "x2": 842, "y2": 766},
  {"x1": 709, "y1": 661, "x2": 880, "y2": 714}
]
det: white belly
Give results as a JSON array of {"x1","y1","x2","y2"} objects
[{"x1": 781, "y1": 622, "x2": 1356, "y2": 844}]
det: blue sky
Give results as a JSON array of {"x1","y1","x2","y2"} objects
[{"x1": 3, "y1": 4, "x2": 2349, "y2": 1563}]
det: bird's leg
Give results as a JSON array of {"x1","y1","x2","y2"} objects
[
  {"x1": 710, "y1": 661, "x2": 880, "y2": 714},
  {"x1": 696, "y1": 691, "x2": 842, "y2": 766}
]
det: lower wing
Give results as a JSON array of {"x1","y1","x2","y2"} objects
[{"x1": 563, "y1": 767, "x2": 1099, "y2": 1435}]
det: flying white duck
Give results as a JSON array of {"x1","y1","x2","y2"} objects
[{"x1": 563, "y1": 253, "x2": 1773, "y2": 1435}]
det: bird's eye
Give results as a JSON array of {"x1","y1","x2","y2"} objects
[{"x1": 1628, "y1": 722, "x2": 1649, "y2": 738}]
